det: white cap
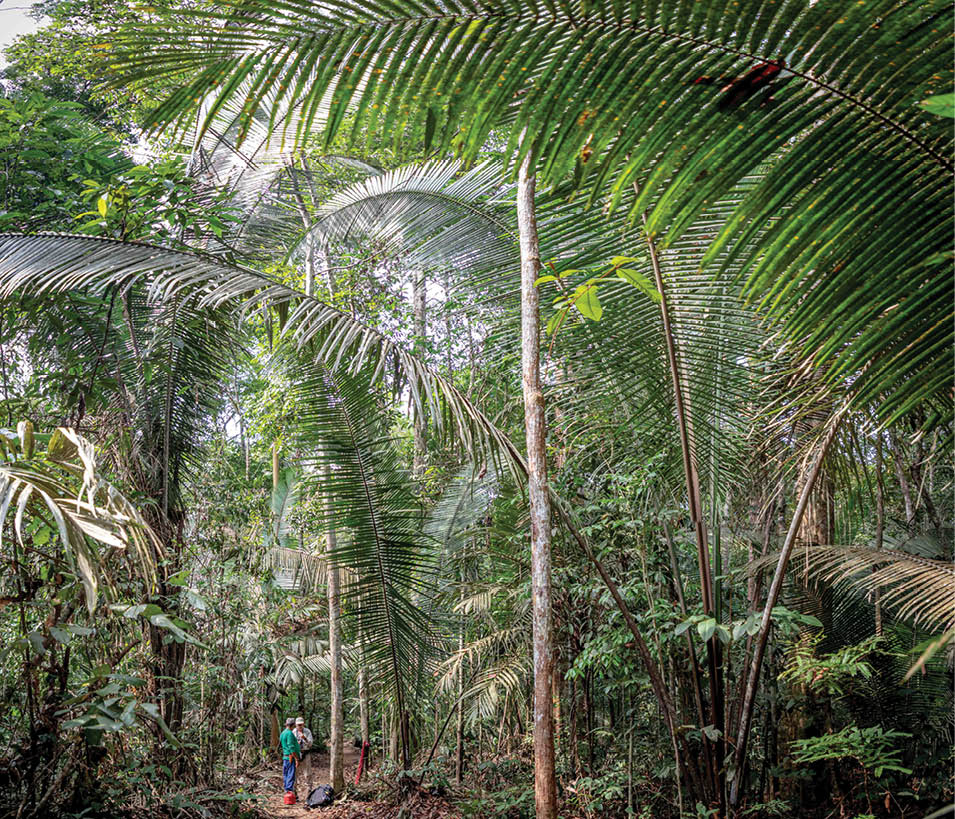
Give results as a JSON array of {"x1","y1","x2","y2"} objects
[{"x1": 295, "y1": 717, "x2": 305, "y2": 724}]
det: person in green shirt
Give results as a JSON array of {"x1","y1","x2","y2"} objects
[{"x1": 279, "y1": 717, "x2": 301, "y2": 794}]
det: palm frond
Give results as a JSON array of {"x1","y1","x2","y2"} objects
[
  {"x1": 424, "y1": 464, "x2": 500, "y2": 554},
  {"x1": 762, "y1": 543, "x2": 955, "y2": 633},
  {"x1": 269, "y1": 544, "x2": 327, "y2": 590},
  {"x1": 289, "y1": 357, "x2": 439, "y2": 718},
  {"x1": 115, "y1": 0, "x2": 952, "y2": 429},
  {"x1": 0, "y1": 232, "x2": 525, "y2": 478}
]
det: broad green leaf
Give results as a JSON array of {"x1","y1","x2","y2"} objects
[
  {"x1": 616, "y1": 269, "x2": 662, "y2": 303},
  {"x1": 919, "y1": 93, "x2": 955, "y2": 118},
  {"x1": 702, "y1": 724, "x2": 722, "y2": 741},
  {"x1": 166, "y1": 569, "x2": 190, "y2": 586},
  {"x1": 573, "y1": 284, "x2": 602, "y2": 322},
  {"x1": 697, "y1": 618, "x2": 717, "y2": 643}
]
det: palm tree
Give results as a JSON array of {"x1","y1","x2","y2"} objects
[{"x1": 1, "y1": 3, "x2": 951, "y2": 806}]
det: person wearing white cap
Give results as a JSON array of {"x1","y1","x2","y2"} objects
[{"x1": 294, "y1": 717, "x2": 314, "y2": 789}]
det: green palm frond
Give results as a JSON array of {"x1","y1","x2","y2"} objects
[
  {"x1": 766, "y1": 544, "x2": 955, "y2": 633},
  {"x1": 270, "y1": 637, "x2": 359, "y2": 687},
  {"x1": 0, "y1": 233, "x2": 524, "y2": 476},
  {"x1": 438, "y1": 619, "x2": 531, "y2": 722},
  {"x1": 269, "y1": 544, "x2": 327, "y2": 590},
  {"x1": 115, "y1": 0, "x2": 952, "y2": 429},
  {"x1": 304, "y1": 160, "x2": 513, "y2": 270},
  {"x1": 0, "y1": 423, "x2": 160, "y2": 611},
  {"x1": 424, "y1": 464, "x2": 500, "y2": 554},
  {"x1": 289, "y1": 358, "x2": 439, "y2": 715}
]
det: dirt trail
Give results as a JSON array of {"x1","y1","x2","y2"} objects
[
  {"x1": 255, "y1": 744, "x2": 461, "y2": 819},
  {"x1": 259, "y1": 743, "x2": 363, "y2": 817}
]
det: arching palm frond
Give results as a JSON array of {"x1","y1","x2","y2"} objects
[
  {"x1": 269, "y1": 545, "x2": 327, "y2": 590},
  {"x1": 303, "y1": 160, "x2": 513, "y2": 273},
  {"x1": 790, "y1": 544, "x2": 955, "y2": 634},
  {"x1": 116, "y1": 0, "x2": 953, "y2": 430},
  {"x1": 424, "y1": 464, "x2": 501, "y2": 556},
  {"x1": 289, "y1": 358, "x2": 440, "y2": 730},
  {"x1": 438, "y1": 618, "x2": 532, "y2": 724},
  {"x1": 0, "y1": 233, "x2": 524, "y2": 478}
]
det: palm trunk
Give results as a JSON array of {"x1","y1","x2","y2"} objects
[
  {"x1": 327, "y1": 512, "x2": 344, "y2": 792},
  {"x1": 874, "y1": 435, "x2": 885, "y2": 636},
  {"x1": 270, "y1": 450, "x2": 282, "y2": 751},
  {"x1": 455, "y1": 573, "x2": 466, "y2": 785},
  {"x1": 292, "y1": 199, "x2": 346, "y2": 790},
  {"x1": 729, "y1": 409, "x2": 845, "y2": 807},
  {"x1": 516, "y1": 151, "x2": 558, "y2": 819},
  {"x1": 412, "y1": 272, "x2": 427, "y2": 478},
  {"x1": 642, "y1": 219, "x2": 723, "y2": 810}
]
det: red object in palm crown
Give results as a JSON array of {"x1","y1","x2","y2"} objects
[
  {"x1": 693, "y1": 61, "x2": 786, "y2": 109},
  {"x1": 717, "y1": 61, "x2": 785, "y2": 109}
]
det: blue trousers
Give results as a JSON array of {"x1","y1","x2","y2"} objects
[{"x1": 283, "y1": 758, "x2": 296, "y2": 792}]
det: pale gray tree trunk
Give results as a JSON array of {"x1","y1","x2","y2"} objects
[
  {"x1": 455, "y1": 570, "x2": 466, "y2": 785},
  {"x1": 325, "y1": 465, "x2": 345, "y2": 793},
  {"x1": 359, "y1": 666, "x2": 370, "y2": 751},
  {"x1": 516, "y1": 152, "x2": 558, "y2": 819},
  {"x1": 412, "y1": 271, "x2": 428, "y2": 478}
]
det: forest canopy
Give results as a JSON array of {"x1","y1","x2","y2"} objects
[{"x1": 0, "y1": 1, "x2": 952, "y2": 818}]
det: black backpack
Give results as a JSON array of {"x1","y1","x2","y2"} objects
[{"x1": 305, "y1": 784, "x2": 335, "y2": 809}]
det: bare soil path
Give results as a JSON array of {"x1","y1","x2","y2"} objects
[
  {"x1": 253, "y1": 745, "x2": 461, "y2": 819},
  {"x1": 258, "y1": 744, "x2": 360, "y2": 817}
]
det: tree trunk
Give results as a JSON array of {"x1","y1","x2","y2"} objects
[
  {"x1": 268, "y1": 448, "x2": 282, "y2": 752},
  {"x1": 874, "y1": 435, "x2": 885, "y2": 636},
  {"x1": 455, "y1": 575, "x2": 466, "y2": 785},
  {"x1": 359, "y1": 667, "x2": 370, "y2": 773},
  {"x1": 326, "y1": 460, "x2": 345, "y2": 793},
  {"x1": 643, "y1": 217, "x2": 722, "y2": 811},
  {"x1": 888, "y1": 432, "x2": 915, "y2": 527},
  {"x1": 412, "y1": 271, "x2": 428, "y2": 478},
  {"x1": 729, "y1": 409, "x2": 845, "y2": 808},
  {"x1": 516, "y1": 152, "x2": 558, "y2": 819}
]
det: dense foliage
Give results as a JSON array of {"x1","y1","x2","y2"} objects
[{"x1": 0, "y1": 2, "x2": 951, "y2": 818}]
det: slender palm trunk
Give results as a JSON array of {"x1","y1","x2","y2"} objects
[
  {"x1": 874, "y1": 435, "x2": 885, "y2": 635},
  {"x1": 729, "y1": 409, "x2": 845, "y2": 807},
  {"x1": 455, "y1": 572, "x2": 466, "y2": 785},
  {"x1": 359, "y1": 666, "x2": 370, "y2": 772},
  {"x1": 516, "y1": 152, "x2": 558, "y2": 819},
  {"x1": 290, "y1": 194, "x2": 346, "y2": 789},
  {"x1": 643, "y1": 220, "x2": 722, "y2": 810},
  {"x1": 326, "y1": 486, "x2": 345, "y2": 792},
  {"x1": 413, "y1": 272, "x2": 428, "y2": 478}
]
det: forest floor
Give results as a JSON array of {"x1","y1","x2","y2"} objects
[{"x1": 251, "y1": 744, "x2": 461, "y2": 819}]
